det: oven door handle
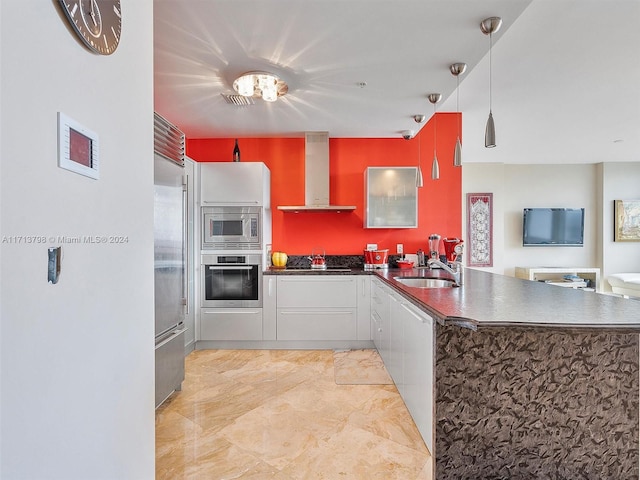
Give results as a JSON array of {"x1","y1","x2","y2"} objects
[{"x1": 207, "y1": 265, "x2": 253, "y2": 270}]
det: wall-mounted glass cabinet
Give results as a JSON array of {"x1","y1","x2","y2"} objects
[{"x1": 365, "y1": 167, "x2": 418, "y2": 228}]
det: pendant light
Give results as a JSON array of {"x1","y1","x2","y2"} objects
[
  {"x1": 413, "y1": 115, "x2": 425, "y2": 187},
  {"x1": 402, "y1": 129, "x2": 422, "y2": 187},
  {"x1": 428, "y1": 93, "x2": 441, "y2": 180},
  {"x1": 449, "y1": 63, "x2": 467, "y2": 166},
  {"x1": 480, "y1": 17, "x2": 502, "y2": 148},
  {"x1": 416, "y1": 136, "x2": 424, "y2": 187}
]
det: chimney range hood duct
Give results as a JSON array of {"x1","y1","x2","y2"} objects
[{"x1": 277, "y1": 132, "x2": 356, "y2": 213}]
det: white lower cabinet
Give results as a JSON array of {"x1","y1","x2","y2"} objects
[
  {"x1": 263, "y1": 276, "x2": 277, "y2": 340},
  {"x1": 276, "y1": 276, "x2": 357, "y2": 341},
  {"x1": 387, "y1": 291, "x2": 404, "y2": 396},
  {"x1": 371, "y1": 278, "x2": 390, "y2": 363},
  {"x1": 370, "y1": 278, "x2": 434, "y2": 453},
  {"x1": 200, "y1": 308, "x2": 263, "y2": 340},
  {"x1": 399, "y1": 299, "x2": 434, "y2": 453},
  {"x1": 356, "y1": 276, "x2": 372, "y2": 341}
]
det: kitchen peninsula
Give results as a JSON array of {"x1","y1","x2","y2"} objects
[
  {"x1": 266, "y1": 265, "x2": 640, "y2": 478},
  {"x1": 379, "y1": 267, "x2": 640, "y2": 479}
]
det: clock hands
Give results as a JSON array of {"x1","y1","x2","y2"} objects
[
  {"x1": 60, "y1": 0, "x2": 121, "y2": 55},
  {"x1": 80, "y1": 0, "x2": 102, "y2": 37}
]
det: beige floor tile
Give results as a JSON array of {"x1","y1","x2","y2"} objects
[
  {"x1": 274, "y1": 423, "x2": 431, "y2": 479},
  {"x1": 156, "y1": 349, "x2": 432, "y2": 479}
]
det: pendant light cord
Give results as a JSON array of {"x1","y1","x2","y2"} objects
[
  {"x1": 433, "y1": 103, "x2": 437, "y2": 155},
  {"x1": 456, "y1": 74, "x2": 461, "y2": 139},
  {"x1": 489, "y1": 31, "x2": 493, "y2": 113}
]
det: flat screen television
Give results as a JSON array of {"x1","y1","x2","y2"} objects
[{"x1": 522, "y1": 208, "x2": 584, "y2": 247}]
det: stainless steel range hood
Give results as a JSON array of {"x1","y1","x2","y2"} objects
[{"x1": 277, "y1": 132, "x2": 356, "y2": 213}]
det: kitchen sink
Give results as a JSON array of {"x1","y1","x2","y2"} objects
[{"x1": 393, "y1": 277, "x2": 457, "y2": 288}]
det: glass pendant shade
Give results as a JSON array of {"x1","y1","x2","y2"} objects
[
  {"x1": 454, "y1": 137, "x2": 462, "y2": 167},
  {"x1": 234, "y1": 75, "x2": 254, "y2": 97},
  {"x1": 485, "y1": 111, "x2": 496, "y2": 148},
  {"x1": 431, "y1": 155, "x2": 440, "y2": 180}
]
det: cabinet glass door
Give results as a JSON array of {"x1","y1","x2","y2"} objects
[{"x1": 365, "y1": 167, "x2": 418, "y2": 228}]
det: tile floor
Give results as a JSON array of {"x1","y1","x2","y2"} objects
[{"x1": 156, "y1": 349, "x2": 432, "y2": 479}]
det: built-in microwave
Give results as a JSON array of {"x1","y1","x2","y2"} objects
[{"x1": 202, "y1": 206, "x2": 261, "y2": 250}]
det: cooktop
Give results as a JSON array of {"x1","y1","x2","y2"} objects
[{"x1": 280, "y1": 266, "x2": 352, "y2": 272}]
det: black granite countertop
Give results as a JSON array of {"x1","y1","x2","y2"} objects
[
  {"x1": 266, "y1": 264, "x2": 640, "y2": 330},
  {"x1": 377, "y1": 267, "x2": 640, "y2": 330}
]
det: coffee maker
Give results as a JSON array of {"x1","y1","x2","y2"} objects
[{"x1": 443, "y1": 238, "x2": 464, "y2": 263}]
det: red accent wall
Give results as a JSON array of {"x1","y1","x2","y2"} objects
[{"x1": 187, "y1": 113, "x2": 462, "y2": 256}]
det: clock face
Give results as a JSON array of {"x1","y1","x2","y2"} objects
[{"x1": 59, "y1": 0, "x2": 122, "y2": 55}]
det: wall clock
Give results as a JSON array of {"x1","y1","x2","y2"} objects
[{"x1": 59, "y1": 0, "x2": 122, "y2": 55}]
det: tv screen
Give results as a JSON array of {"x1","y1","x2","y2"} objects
[{"x1": 522, "y1": 208, "x2": 584, "y2": 247}]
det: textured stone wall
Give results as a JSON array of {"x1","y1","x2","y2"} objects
[{"x1": 435, "y1": 325, "x2": 639, "y2": 479}]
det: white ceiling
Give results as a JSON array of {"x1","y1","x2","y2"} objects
[{"x1": 154, "y1": 0, "x2": 640, "y2": 165}]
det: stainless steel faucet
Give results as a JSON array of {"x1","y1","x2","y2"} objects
[{"x1": 427, "y1": 258, "x2": 463, "y2": 286}]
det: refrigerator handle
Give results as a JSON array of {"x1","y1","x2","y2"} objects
[{"x1": 182, "y1": 173, "x2": 189, "y2": 314}]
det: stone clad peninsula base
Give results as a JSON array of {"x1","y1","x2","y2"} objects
[{"x1": 435, "y1": 325, "x2": 639, "y2": 479}]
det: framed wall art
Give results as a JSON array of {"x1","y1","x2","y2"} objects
[
  {"x1": 467, "y1": 193, "x2": 493, "y2": 267},
  {"x1": 614, "y1": 199, "x2": 640, "y2": 242}
]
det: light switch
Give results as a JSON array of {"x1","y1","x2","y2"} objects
[{"x1": 48, "y1": 247, "x2": 61, "y2": 284}]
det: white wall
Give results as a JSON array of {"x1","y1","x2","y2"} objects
[
  {"x1": 601, "y1": 162, "x2": 640, "y2": 291},
  {"x1": 464, "y1": 162, "x2": 640, "y2": 291},
  {"x1": 461, "y1": 163, "x2": 506, "y2": 273},
  {"x1": 1, "y1": 2, "x2": 155, "y2": 479},
  {"x1": 464, "y1": 163, "x2": 599, "y2": 276}
]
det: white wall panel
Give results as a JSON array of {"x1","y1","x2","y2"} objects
[{"x1": 0, "y1": 1, "x2": 155, "y2": 478}]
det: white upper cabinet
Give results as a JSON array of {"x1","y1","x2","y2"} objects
[
  {"x1": 364, "y1": 167, "x2": 418, "y2": 228},
  {"x1": 200, "y1": 162, "x2": 271, "y2": 206}
]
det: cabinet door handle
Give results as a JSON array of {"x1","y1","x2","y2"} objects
[
  {"x1": 203, "y1": 309, "x2": 261, "y2": 315},
  {"x1": 279, "y1": 310, "x2": 353, "y2": 315},
  {"x1": 279, "y1": 278, "x2": 354, "y2": 283},
  {"x1": 208, "y1": 265, "x2": 252, "y2": 271}
]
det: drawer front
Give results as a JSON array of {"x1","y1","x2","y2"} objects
[
  {"x1": 200, "y1": 308, "x2": 263, "y2": 341},
  {"x1": 277, "y1": 308, "x2": 357, "y2": 340},
  {"x1": 371, "y1": 280, "x2": 389, "y2": 318},
  {"x1": 277, "y1": 276, "x2": 357, "y2": 308}
]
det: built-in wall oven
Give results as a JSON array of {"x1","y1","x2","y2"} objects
[
  {"x1": 202, "y1": 206, "x2": 261, "y2": 250},
  {"x1": 201, "y1": 253, "x2": 262, "y2": 308}
]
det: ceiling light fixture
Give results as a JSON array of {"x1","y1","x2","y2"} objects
[
  {"x1": 428, "y1": 93, "x2": 442, "y2": 180},
  {"x1": 481, "y1": 17, "x2": 502, "y2": 147},
  {"x1": 233, "y1": 71, "x2": 288, "y2": 102},
  {"x1": 450, "y1": 62, "x2": 467, "y2": 167}
]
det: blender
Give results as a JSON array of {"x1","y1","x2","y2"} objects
[{"x1": 428, "y1": 234, "x2": 441, "y2": 260}]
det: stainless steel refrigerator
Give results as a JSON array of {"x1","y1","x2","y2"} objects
[{"x1": 154, "y1": 151, "x2": 187, "y2": 408}]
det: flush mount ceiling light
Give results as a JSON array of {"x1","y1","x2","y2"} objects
[
  {"x1": 450, "y1": 62, "x2": 467, "y2": 167},
  {"x1": 428, "y1": 93, "x2": 442, "y2": 180},
  {"x1": 480, "y1": 16, "x2": 502, "y2": 148},
  {"x1": 233, "y1": 71, "x2": 288, "y2": 102}
]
